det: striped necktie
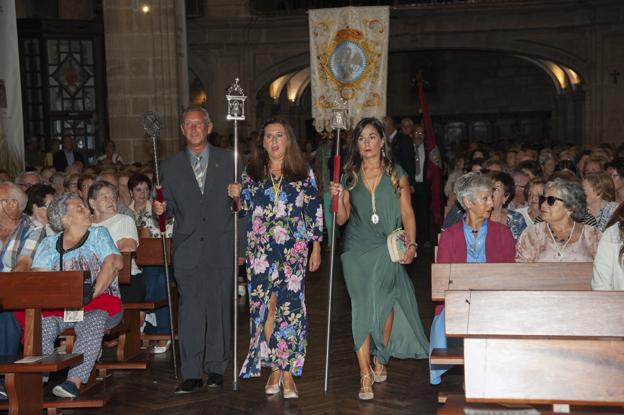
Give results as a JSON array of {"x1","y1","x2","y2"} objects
[{"x1": 193, "y1": 155, "x2": 205, "y2": 193}]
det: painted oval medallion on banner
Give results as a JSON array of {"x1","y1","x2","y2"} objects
[{"x1": 329, "y1": 40, "x2": 367, "y2": 85}]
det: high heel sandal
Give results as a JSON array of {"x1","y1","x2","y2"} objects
[
  {"x1": 358, "y1": 367, "x2": 375, "y2": 400},
  {"x1": 373, "y1": 356, "x2": 387, "y2": 383},
  {"x1": 265, "y1": 370, "x2": 282, "y2": 395},
  {"x1": 282, "y1": 373, "x2": 298, "y2": 399}
]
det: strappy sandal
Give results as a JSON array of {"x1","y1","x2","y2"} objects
[
  {"x1": 373, "y1": 356, "x2": 387, "y2": 383},
  {"x1": 358, "y1": 367, "x2": 375, "y2": 400}
]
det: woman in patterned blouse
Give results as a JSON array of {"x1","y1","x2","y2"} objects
[
  {"x1": 582, "y1": 172, "x2": 619, "y2": 231},
  {"x1": 487, "y1": 171, "x2": 527, "y2": 240},
  {"x1": 516, "y1": 177, "x2": 601, "y2": 262},
  {"x1": 228, "y1": 118, "x2": 323, "y2": 399}
]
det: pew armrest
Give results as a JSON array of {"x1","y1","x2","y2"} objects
[
  {"x1": 431, "y1": 347, "x2": 464, "y2": 365},
  {"x1": 0, "y1": 353, "x2": 83, "y2": 373},
  {"x1": 123, "y1": 299, "x2": 168, "y2": 310}
]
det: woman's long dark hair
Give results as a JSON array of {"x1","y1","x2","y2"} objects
[
  {"x1": 343, "y1": 117, "x2": 400, "y2": 192},
  {"x1": 246, "y1": 118, "x2": 309, "y2": 183}
]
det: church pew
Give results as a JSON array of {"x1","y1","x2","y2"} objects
[
  {"x1": 439, "y1": 290, "x2": 624, "y2": 414},
  {"x1": 0, "y1": 271, "x2": 109, "y2": 415},
  {"x1": 430, "y1": 262, "x2": 593, "y2": 367}
]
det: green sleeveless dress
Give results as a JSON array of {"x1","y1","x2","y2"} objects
[{"x1": 340, "y1": 167, "x2": 429, "y2": 364}]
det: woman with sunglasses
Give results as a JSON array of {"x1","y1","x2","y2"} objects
[{"x1": 516, "y1": 177, "x2": 601, "y2": 262}]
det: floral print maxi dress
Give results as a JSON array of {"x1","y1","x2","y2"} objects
[{"x1": 239, "y1": 169, "x2": 323, "y2": 378}]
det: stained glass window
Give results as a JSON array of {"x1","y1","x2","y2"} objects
[{"x1": 20, "y1": 29, "x2": 103, "y2": 165}]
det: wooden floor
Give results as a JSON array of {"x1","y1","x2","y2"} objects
[{"x1": 48, "y1": 246, "x2": 463, "y2": 414}]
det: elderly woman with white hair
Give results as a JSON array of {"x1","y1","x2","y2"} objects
[
  {"x1": 430, "y1": 172, "x2": 516, "y2": 385},
  {"x1": 516, "y1": 177, "x2": 601, "y2": 262},
  {"x1": 29, "y1": 193, "x2": 123, "y2": 399},
  {"x1": 89, "y1": 180, "x2": 144, "y2": 303}
]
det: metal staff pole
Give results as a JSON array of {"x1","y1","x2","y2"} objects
[
  {"x1": 323, "y1": 107, "x2": 348, "y2": 396},
  {"x1": 142, "y1": 111, "x2": 179, "y2": 379},
  {"x1": 226, "y1": 78, "x2": 247, "y2": 392}
]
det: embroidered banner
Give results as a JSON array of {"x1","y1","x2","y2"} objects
[
  {"x1": 0, "y1": 0, "x2": 25, "y2": 174},
  {"x1": 309, "y1": 6, "x2": 389, "y2": 132}
]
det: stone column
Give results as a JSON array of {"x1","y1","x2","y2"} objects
[{"x1": 103, "y1": 0, "x2": 186, "y2": 164}]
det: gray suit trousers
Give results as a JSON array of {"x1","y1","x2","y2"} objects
[{"x1": 176, "y1": 265, "x2": 231, "y2": 379}]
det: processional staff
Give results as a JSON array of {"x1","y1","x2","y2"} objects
[
  {"x1": 142, "y1": 111, "x2": 179, "y2": 379},
  {"x1": 323, "y1": 106, "x2": 349, "y2": 395},
  {"x1": 225, "y1": 78, "x2": 247, "y2": 392}
]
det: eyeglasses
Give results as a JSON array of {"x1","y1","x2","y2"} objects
[
  {"x1": 539, "y1": 195, "x2": 565, "y2": 206},
  {"x1": 0, "y1": 198, "x2": 16, "y2": 204}
]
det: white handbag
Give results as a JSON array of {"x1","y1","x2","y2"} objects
[{"x1": 387, "y1": 228, "x2": 408, "y2": 262}]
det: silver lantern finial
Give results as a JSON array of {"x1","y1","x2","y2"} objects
[
  {"x1": 330, "y1": 100, "x2": 348, "y2": 131},
  {"x1": 226, "y1": 78, "x2": 247, "y2": 121}
]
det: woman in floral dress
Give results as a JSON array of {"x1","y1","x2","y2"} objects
[{"x1": 228, "y1": 118, "x2": 322, "y2": 399}]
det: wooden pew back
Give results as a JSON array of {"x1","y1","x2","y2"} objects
[
  {"x1": 0, "y1": 271, "x2": 86, "y2": 310},
  {"x1": 431, "y1": 262, "x2": 593, "y2": 302},
  {"x1": 445, "y1": 290, "x2": 624, "y2": 408},
  {"x1": 0, "y1": 271, "x2": 88, "y2": 357},
  {"x1": 136, "y1": 237, "x2": 171, "y2": 267},
  {"x1": 0, "y1": 272, "x2": 87, "y2": 415}
]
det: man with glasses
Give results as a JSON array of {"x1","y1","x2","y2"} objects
[
  {"x1": 508, "y1": 170, "x2": 530, "y2": 210},
  {"x1": 15, "y1": 171, "x2": 41, "y2": 191},
  {"x1": 0, "y1": 181, "x2": 46, "y2": 400},
  {"x1": 411, "y1": 123, "x2": 433, "y2": 247}
]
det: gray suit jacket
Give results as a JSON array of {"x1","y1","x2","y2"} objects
[{"x1": 160, "y1": 144, "x2": 244, "y2": 273}]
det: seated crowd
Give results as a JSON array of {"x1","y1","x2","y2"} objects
[
  {"x1": 432, "y1": 140, "x2": 624, "y2": 384},
  {"x1": 0, "y1": 138, "x2": 173, "y2": 401},
  {"x1": 1, "y1": 133, "x2": 623, "y2": 404}
]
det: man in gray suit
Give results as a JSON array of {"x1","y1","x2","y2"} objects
[{"x1": 153, "y1": 106, "x2": 239, "y2": 393}]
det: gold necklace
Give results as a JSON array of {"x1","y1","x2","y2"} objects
[
  {"x1": 362, "y1": 169, "x2": 382, "y2": 224},
  {"x1": 270, "y1": 174, "x2": 283, "y2": 206}
]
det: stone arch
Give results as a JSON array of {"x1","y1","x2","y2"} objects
[
  {"x1": 254, "y1": 44, "x2": 584, "y2": 143},
  {"x1": 253, "y1": 52, "x2": 310, "y2": 99}
]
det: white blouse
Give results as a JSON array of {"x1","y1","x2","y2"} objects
[{"x1": 592, "y1": 223, "x2": 624, "y2": 291}]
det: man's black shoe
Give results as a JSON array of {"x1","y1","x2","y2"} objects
[
  {"x1": 174, "y1": 379, "x2": 203, "y2": 394},
  {"x1": 206, "y1": 373, "x2": 224, "y2": 388}
]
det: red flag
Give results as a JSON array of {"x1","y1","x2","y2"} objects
[{"x1": 418, "y1": 80, "x2": 443, "y2": 225}]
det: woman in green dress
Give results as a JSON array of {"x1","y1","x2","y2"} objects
[{"x1": 329, "y1": 117, "x2": 429, "y2": 400}]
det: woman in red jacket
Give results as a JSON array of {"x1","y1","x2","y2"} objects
[{"x1": 430, "y1": 172, "x2": 515, "y2": 385}]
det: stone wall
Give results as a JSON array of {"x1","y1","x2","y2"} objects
[
  {"x1": 186, "y1": 0, "x2": 624, "y2": 147},
  {"x1": 103, "y1": 0, "x2": 185, "y2": 162},
  {"x1": 386, "y1": 50, "x2": 554, "y2": 118}
]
